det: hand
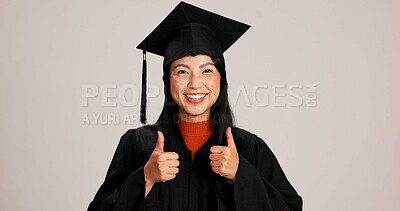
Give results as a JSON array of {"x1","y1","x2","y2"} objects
[
  {"x1": 209, "y1": 127, "x2": 239, "y2": 181},
  {"x1": 144, "y1": 131, "x2": 179, "y2": 196}
]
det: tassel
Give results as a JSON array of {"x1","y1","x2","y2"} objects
[{"x1": 140, "y1": 49, "x2": 147, "y2": 124}]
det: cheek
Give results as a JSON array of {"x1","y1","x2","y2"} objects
[
  {"x1": 170, "y1": 81, "x2": 178, "y2": 97},
  {"x1": 209, "y1": 78, "x2": 221, "y2": 97},
  {"x1": 169, "y1": 79, "x2": 184, "y2": 98}
]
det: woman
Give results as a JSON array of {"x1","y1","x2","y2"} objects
[{"x1": 88, "y1": 2, "x2": 302, "y2": 211}]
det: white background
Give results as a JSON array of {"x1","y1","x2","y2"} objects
[{"x1": 1, "y1": 0, "x2": 399, "y2": 210}]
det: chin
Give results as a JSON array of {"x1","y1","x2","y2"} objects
[
  {"x1": 184, "y1": 110, "x2": 207, "y2": 117},
  {"x1": 180, "y1": 107, "x2": 211, "y2": 119}
]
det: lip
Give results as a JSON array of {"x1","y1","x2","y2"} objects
[{"x1": 184, "y1": 93, "x2": 207, "y2": 104}]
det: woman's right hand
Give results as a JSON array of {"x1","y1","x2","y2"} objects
[{"x1": 144, "y1": 131, "x2": 180, "y2": 196}]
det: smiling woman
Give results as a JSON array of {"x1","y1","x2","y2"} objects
[
  {"x1": 170, "y1": 55, "x2": 221, "y2": 123},
  {"x1": 87, "y1": 2, "x2": 302, "y2": 211}
]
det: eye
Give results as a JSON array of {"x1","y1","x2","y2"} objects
[
  {"x1": 203, "y1": 69, "x2": 213, "y2": 74},
  {"x1": 176, "y1": 69, "x2": 188, "y2": 75}
]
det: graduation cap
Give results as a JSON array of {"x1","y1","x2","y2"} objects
[{"x1": 137, "y1": 1, "x2": 251, "y2": 124}]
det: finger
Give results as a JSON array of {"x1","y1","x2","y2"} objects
[
  {"x1": 161, "y1": 152, "x2": 179, "y2": 160},
  {"x1": 210, "y1": 160, "x2": 222, "y2": 167},
  {"x1": 166, "y1": 167, "x2": 179, "y2": 174},
  {"x1": 211, "y1": 147, "x2": 230, "y2": 156},
  {"x1": 160, "y1": 174, "x2": 176, "y2": 182},
  {"x1": 165, "y1": 160, "x2": 180, "y2": 167},
  {"x1": 212, "y1": 167, "x2": 222, "y2": 175},
  {"x1": 209, "y1": 153, "x2": 222, "y2": 161},
  {"x1": 158, "y1": 164, "x2": 179, "y2": 174},
  {"x1": 154, "y1": 131, "x2": 165, "y2": 153},
  {"x1": 226, "y1": 127, "x2": 236, "y2": 149},
  {"x1": 211, "y1": 167, "x2": 227, "y2": 177},
  {"x1": 210, "y1": 146, "x2": 225, "y2": 153}
]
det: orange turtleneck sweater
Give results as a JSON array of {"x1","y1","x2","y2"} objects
[{"x1": 178, "y1": 119, "x2": 213, "y2": 159}]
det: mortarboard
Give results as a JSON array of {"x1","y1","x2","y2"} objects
[{"x1": 136, "y1": 1, "x2": 251, "y2": 124}]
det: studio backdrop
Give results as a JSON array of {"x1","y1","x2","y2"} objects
[{"x1": 1, "y1": 0, "x2": 399, "y2": 210}]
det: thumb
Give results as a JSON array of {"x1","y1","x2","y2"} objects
[
  {"x1": 226, "y1": 127, "x2": 236, "y2": 149},
  {"x1": 154, "y1": 131, "x2": 164, "y2": 152}
]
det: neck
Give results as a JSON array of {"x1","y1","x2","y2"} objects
[{"x1": 178, "y1": 111, "x2": 211, "y2": 123}]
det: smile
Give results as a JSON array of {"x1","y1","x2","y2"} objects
[{"x1": 185, "y1": 94, "x2": 207, "y2": 100}]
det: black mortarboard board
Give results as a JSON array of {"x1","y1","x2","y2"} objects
[{"x1": 137, "y1": 1, "x2": 251, "y2": 124}]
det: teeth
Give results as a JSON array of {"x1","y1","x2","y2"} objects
[{"x1": 186, "y1": 94, "x2": 206, "y2": 100}]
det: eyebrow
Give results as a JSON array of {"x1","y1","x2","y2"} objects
[
  {"x1": 172, "y1": 62, "x2": 215, "y2": 70},
  {"x1": 173, "y1": 63, "x2": 190, "y2": 69},
  {"x1": 199, "y1": 62, "x2": 216, "y2": 68}
]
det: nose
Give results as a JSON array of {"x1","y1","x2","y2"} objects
[{"x1": 187, "y1": 73, "x2": 203, "y2": 89}]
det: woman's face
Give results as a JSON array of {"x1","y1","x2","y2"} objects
[{"x1": 170, "y1": 54, "x2": 221, "y2": 122}]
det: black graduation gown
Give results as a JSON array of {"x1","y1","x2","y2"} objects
[{"x1": 87, "y1": 123, "x2": 302, "y2": 211}]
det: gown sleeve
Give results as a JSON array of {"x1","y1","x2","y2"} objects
[
  {"x1": 233, "y1": 137, "x2": 303, "y2": 211},
  {"x1": 87, "y1": 129, "x2": 147, "y2": 211}
]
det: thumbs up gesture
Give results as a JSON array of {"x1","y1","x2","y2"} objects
[
  {"x1": 209, "y1": 127, "x2": 239, "y2": 181},
  {"x1": 144, "y1": 131, "x2": 179, "y2": 193}
]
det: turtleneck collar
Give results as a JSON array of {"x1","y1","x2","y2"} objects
[{"x1": 178, "y1": 119, "x2": 213, "y2": 136}]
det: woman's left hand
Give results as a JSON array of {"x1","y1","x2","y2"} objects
[{"x1": 209, "y1": 127, "x2": 239, "y2": 182}]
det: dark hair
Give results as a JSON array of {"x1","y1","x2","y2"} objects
[{"x1": 156, "y1": 56, "x2": 234, "y2": 145}]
